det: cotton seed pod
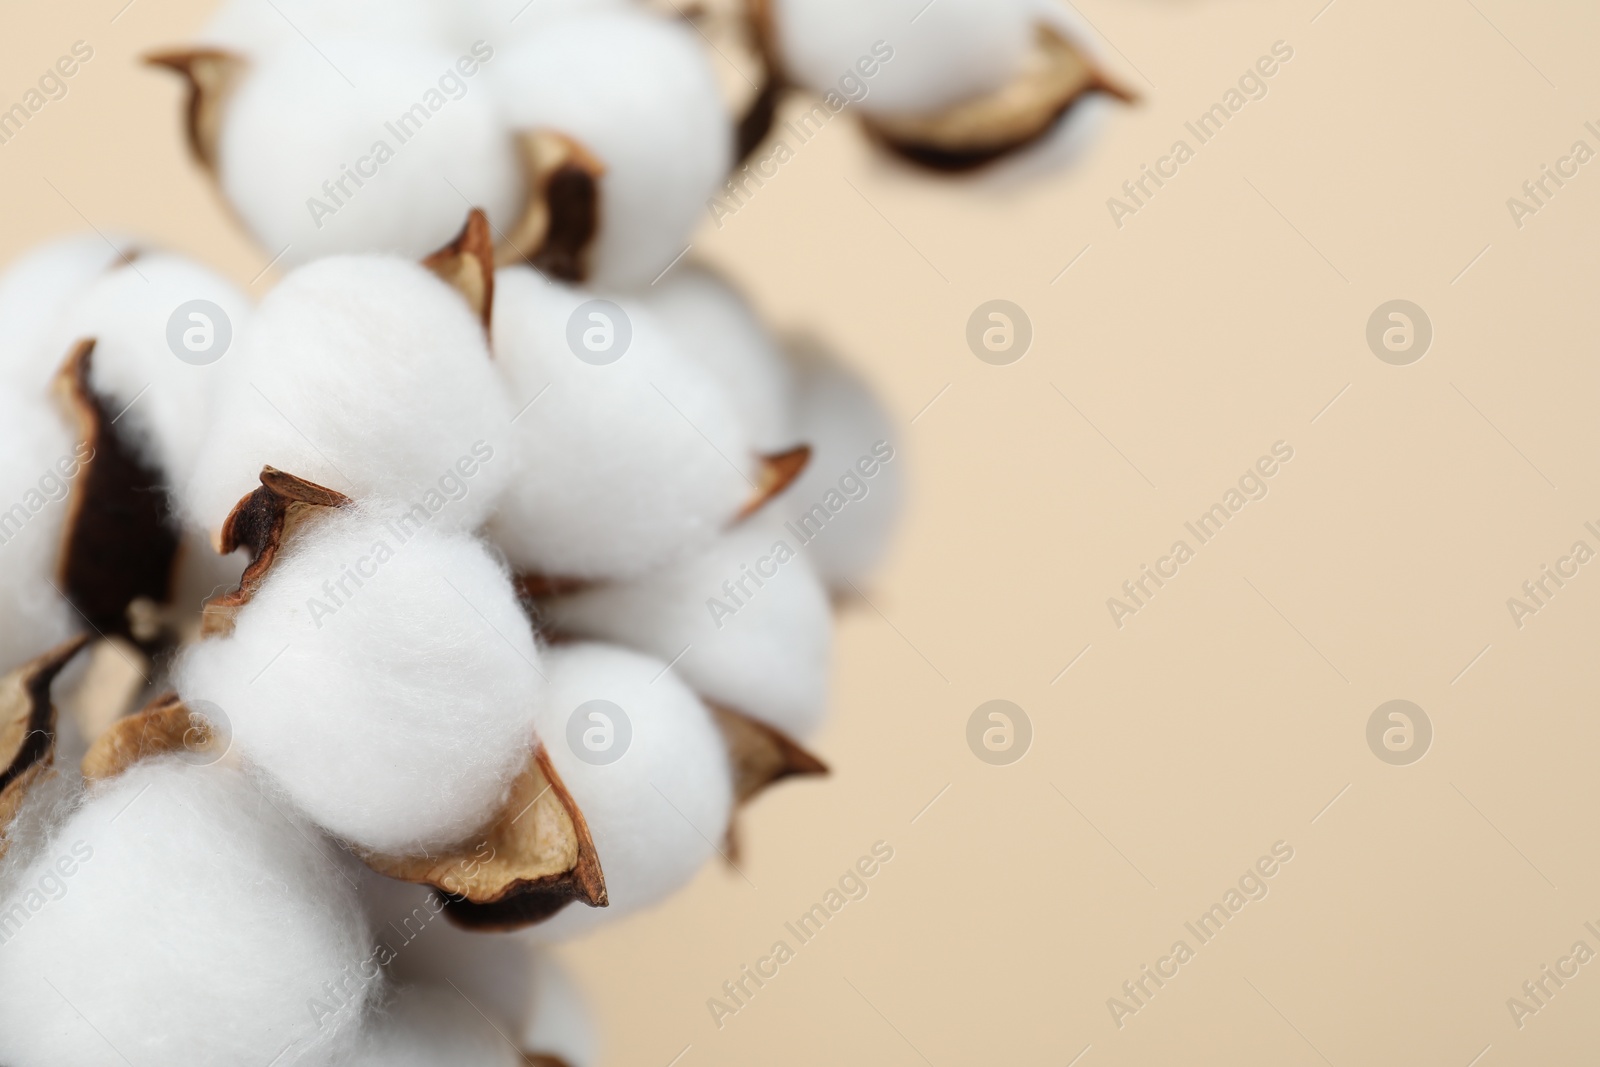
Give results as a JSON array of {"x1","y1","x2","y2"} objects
[
  {"x1": 0, "y1": 388, "x2": 82, "y2": 673},
  {"x1": 488, "y1": 267, "x2": 763, "y2": 582},
  {"x1": 183, "y1": 250, "x2": 514, "y2": 534},
  {"x1": 0, "y1": 232, "x2": 136, "y2": 396},
  {"x1": 491, "y1": 10, "x2": 732, "y2": 287},
  {"x1": 543, "y1": 517, "x2": 833, "y2": 740},
  {"x1": 640, "y1": 263, "x2": 798, "y2": 452},
  {"x1": 196, "y1": 39, "x2": 520, "y2": 266},
  {"x1": 175, "y1": 470, "x2": 604, "y2": 929},
  {"x1": 350, "y1": 984, "x2": 525, "y2": 1067},
  {"x1": 528, "y1": 642, "x2": 735, "y2": 939},
  {"x1": 48, "y1": 252, "x2": 251, "y2": 491},
  {"x1": 0, "y1": 758, "x2": 375, "y2": 1066},
  {"x1": 762, "y1": 0, "x2": 1130, "y2": 170},
  {"x1": 173, "y1": 499, "x2": 544, "y2": 855},
  {"x1": 772, "y1": 334, "x2": 903, "y2": 588}
]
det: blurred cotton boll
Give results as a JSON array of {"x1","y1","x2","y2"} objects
[
  {"x1": 47, "y1": 252, "x2": 251, "y2": 493},
  {"x1": 197, "y1": 0, "x2": 450, "y2": 55},
  {"x1": 173, "y1": 507, "x2": 544, "y2": 855},
  {"x1": 0, "y1": 386, "x2": 83, "y2": 673},
  {"x1": 530, "y1": 643, "x2": 733, "y2": 939},
  {"x1": 0, "y1": 231, "x2": 134, "y2": 396},
  {"x1": 770, "y1": 0, "x2": 1036, "y2": 117},
  {"x1": 641, "y1": 264, "x2": 799, "y2": 452},
  {"x1": 491, "y1": 10, "x2": 732, "y2": 287},
  {"x1": 489, "y1": 267, "x2": 753, "y2": 581},
  {"x1": 444, "y1": 0, "x2": 630, "y2": 51},
  {"x1": 350, "y1": 984, "x2": 524, "y2": 1066},
  {"x1": 182, "y1": 255, "x2": 514, "y2": 534},
  {"x1": 0, "y1": 759, "x2": 374, "y2": 1067},
  {"x1": 546, "y1": 517, "x2": 833, "y2": 740},
  {"x1": 217, "y1": 40, "x2": 520, "y2": 266}
]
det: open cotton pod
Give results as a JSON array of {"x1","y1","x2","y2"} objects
[
  {"x1": 640, "y1": 263, "x2": 798, "y2": 452},
  {"x1": 182, "y1": 249, "x2": 514, "y2": 534},
  {"x1": 772, "y1": 334, "x2": 903, "y2": 589},
  {"x1": 527, "y1": 642, "x2": 734, "y2": 939},
  {"x1": 0, "y1": 757, "x2": 375, "y2": 1066},
  {"x1": 543, "y1": 516, "x2": 833, "y2": 740},
  {"x1": 761, "y1": 0, "x2": 1131, "y2": 170},
  {"x1": 152, "y1": 38, "x2": 517, "y2": 265},
  {"x1": 0, "y1": 232, "x2": 135, "y2": 395},
  {"x1": 490, "y1": 267, "x2": 777, "y2": 583},
  {"x1": 491, "y1": 9, "x2": 732, "y2": 286}
]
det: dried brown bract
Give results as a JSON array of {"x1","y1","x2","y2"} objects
[{"x1": 0, "y1": 636, "x2": 91, "y2": 859}]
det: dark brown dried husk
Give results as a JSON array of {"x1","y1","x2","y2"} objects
[
  {"x1": 144, "y1": 48, "x2": 247, "y2": 171},
  {"x1": 711, "y1": 702, "x2": 828, "y2": 862},
  {"x1": 498, "y1": 131, "x2": 605, "y2": 283},
  {"x1": 0, "y1": 636, "x2": 91, "y2": 858},
  {"x1": 424, "y1": 208, "x2": 497, "y2": 335}
]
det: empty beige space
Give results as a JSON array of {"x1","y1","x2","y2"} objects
[{"x1": 3, "y1": 1, "x2": 1597, "y2": 1063}]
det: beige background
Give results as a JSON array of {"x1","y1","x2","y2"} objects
[{"x1": 6, "y1": 0, "x2": 1600, "y2": 1063}]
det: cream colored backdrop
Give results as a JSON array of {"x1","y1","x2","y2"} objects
[{"x1": 5, "y1": 1, "x2": 1599, "y2": 1064}]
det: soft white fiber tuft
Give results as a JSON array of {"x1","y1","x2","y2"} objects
[
  {"x1": 0, "y1": 232, "x2": 134, "y2": 396},
  {"x1": 491, "y1": 11, "x2": 731, "y2": 288},
  {"x1": 199, "y1": 0, "x2": 450, "y2": 55},
  {"x1": 530, "y1": 642, "x2": 732, "y2": 939},
  {"x1": 0, "y1": 385, "x2": 82, "y2": 674},
  {"x1": 545, "y1": 517, "x2": 832, "y2": 739},
  {"x1": 0, "y1": 759, "x2": 374, "y2": 1066},
  {"x1": 183, "y1": 254, "x2": 514, "y2": 533},
  {"x1": 350, "y1": 984, "x2": 523, "y2": 1066},
  {"x1": 217, "y1": 41, "x2": 520, "y2": 266},
  {"x1": 641, "y1": 264, "x2": 798, "y2": 452},
  {"x1": 174, "y1": 506, "x2": 544, "y2": 854},
  {"x1": 771, "y1": 0, "x2": 1035, "y2": 117},
  {"x1": 489, "y1": 267, "x2": 753, "y2": 580}
]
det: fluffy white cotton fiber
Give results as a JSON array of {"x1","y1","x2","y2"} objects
[
  {"x1": 773, "y1": 337, "x2": 903, "y2": 588},
  {"x1": 545, "y1": 518, "x2": 832, "y2": 739},
  {"x1": 47, "y1": 252, "x2": 252, "y2": 491},
  {"x1": 174, "y1": 506, "x2": 543, "y2": 854},
  {"x1": 217, "y1": 40, "x2": 520, "y2": 266},
  {"x1": 0, "y1": 232, "x2": 133, "y2": 396},
  {"x1": 489, "y1": 267, "x2": 753, "y2": 580},
  {"x1": 184, "y1": 255, "x2": 514, "y2": 533},
  {"x1": 521, "y1": 948, "x2": 597, "y2": 1065},
  {"x1": 0, "y1": 386, "x2": 82, "y2": 674},
  {"x1": 351, "y1": 984, "x2": 523, "y2": 1066},
  {"x1": 491, "y1": 11, "x2": 731, "y2": 288},
  {"x1": 199, "y1": 0, "x2": 449, "y2": 55},
  {"x1": 530, "y1": 643, "x2": 732, "y2": 939},
  {"x1": 642, "y1": 265, "x2": 798, "y2": 452},
  {"x1": 445, "y1": 0, "x2": 628, "y2": 50},
  {"x1": 0, "y1": 758, "x2": 374, "y2": 1066},
  {"x1": 771, "y1": 0, "x2": 1034, "y2": 117}
]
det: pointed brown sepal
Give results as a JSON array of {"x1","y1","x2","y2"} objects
[
  {"x1": 424, "y1": 208, "x2": 497, "y2": 335},
  {"x1": 498, "y1": 131, "x2": 606, "y2": 283},
  {"x1": 0, "y1": 636, "x2": 91, "y2": 859},
  {"x1": 54, "y1": 340, "x2": 183, "y2": 650},
  {"x1": 523, "y1": 1056, "x2": 575, "y2": 1067},
  {"x1": 863, "y1": 24, "x2": 1136, "y2": 172},
  {"x1": 736, "y1": 444, "x2": 810, "y2": 522},
  {"x1": 145, "y1": 48, "x2": 248, "y2": 172},
  {"x1": 203, "y1": 467, "x2": 350, "y2": 637},
  {"x1": 514, "y1": 572, "x2": 595, "y2": 601},
  {"x1": 363, "y1": 746, "x2": 607, "y2": 931},
  {"x1": 80, "y1": 693, "x2": 227, "y2": 783},
  {"x1": 711, "y1": 702, "x2": 827, "y2": 808}
]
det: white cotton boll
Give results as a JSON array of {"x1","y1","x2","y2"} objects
[
  {"x1": 530, "y1": 643, "x2": 733, "y2": 939},
  {"x1": 199, "y1": 0, "x2": 450, "y2": 55},
  {"x1": 217, "y1": 41, "x2": 520, "y2": 266},
  {"x1": 183, "y1": 255, "x2": 514, "y2": 533},
  {"x1": 491, "y1": 12, "x2": 731, "y2": 288},
  {"x1": 46, "y1": 253, "x2": 251, "y2": 492},
  {"x1": 521, "y1": 949, "x2": 598, "y2": 1066},
  {"x1": 0, "y1": 387, "x2": 81, "y2": 674},
  {"x1": 351, "y1": 984, "x2": 523, "y2": 1067},
  {"x1": 489, "y1": 267, "x2": 752, "y2": 580},
  {"x1": 773, "y1": 338, "x2": 903, "y2": 588},
  {"x1": 544, "y1": 518, "x2": 831, "y2": 739},
  {"x1": 640, "y1": 265, "x2": 798, "y2": 452},
  {"x1": 770, "y1": 0, "x2": 1035, "y2": 117},
  {"x1": 0, "y1": 232, "x2": 133, "y2": 395},
  {"x1": 445, "y1": 0, "x2": 629, "y2": 50},
  {"x1": 0, "y1": 758, "x2": 374, "y2": 1066},
  {"x1": 173, "y1": 507, "x2": 543, "y2": 854}
]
